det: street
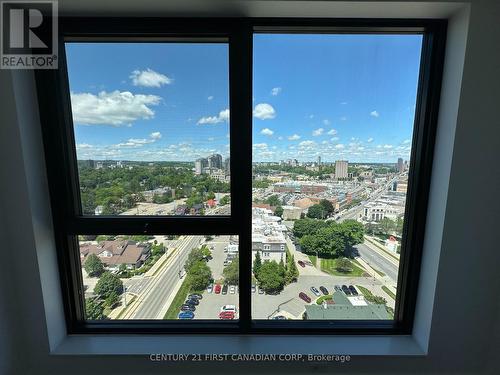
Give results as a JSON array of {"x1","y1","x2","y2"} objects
[{"x1": 355, "y1": 242, "x2": 399, "y2": 282}]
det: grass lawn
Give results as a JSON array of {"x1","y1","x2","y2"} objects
[
  {"x1": 163, "y1": 278, "x2": 192, "y2": 320},
  {"x1": 382, "y1": 285, "x2": 396, "y2": 300},
  {"x1": 316, "y1": 295, "x2": 333, "y2": 305},
  {"x1": 320, "y1": 257, "x2": 367, "y2": 277},
  {"x1": 308, "y1": 254, "x2": 317, "y2": 267}
]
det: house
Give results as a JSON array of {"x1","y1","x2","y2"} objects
[{"x1": 80, "y1": 240, "x2": 151, "y2": 271}]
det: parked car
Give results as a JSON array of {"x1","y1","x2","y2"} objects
[
  {"x1": 319, "y1": 286, "x2": 329, "y2": 295},
  {"x1": 220, "y1": 305, "x2": 237, "y2": 313},
  {"x1": 299, "y1": 292, "x2": 312, "y2": 303},
  {"x1": 258, "y1": 286, "x2": 264, "y2": 294},
  {"x1": 180, "y1": 304, "x2": 195, "y2": 312},
  {"x1": 334, "y1": 285, "x2": 342, "y2": 292},
  {"x1": 222, "y1": 284, "x2": 228, "y2": 295},
  {"x1": 310, "y1": 286, "x2": 321, "y2": 297},
  {"x1": 251, "y1": 284, "x2": 256, "y2": 293},
  {"x1": 207, "y1": 284, "x2": 213, "y2": 293},
  {"x1": 188, "y1": 293, "x2": 203, "y2": 300},
  {"x1": 229, "y1": 285, "x2": 236, "y2": 294},
  {"x1": 272, "y1": 315, "x2": 287, "y2": 320},
  {"x1": 223, "y1": 260, "x2": 232, "y2": 266},
  {"x1": 185, "y1": 298, "x2": 199, "y2": 306},
  {"x1": 297, "y1": 260, "x2": 306, "y2": 268},
  {"x1": 178, "y1": 311, "x2": 194, "y2": 320},
  {"x1": 219, "y1": 311, "x2": 235, "y2": 320},
  {"x1": 348, "y1": 285, "x2": 358, "y2": 296},
  {"x1": 341, "y1": 285, "x2": 352, "y2": 296}
]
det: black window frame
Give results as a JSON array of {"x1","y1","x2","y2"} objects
[{"x1": 35, "y1": 17, "x2": 446, "y2": 335}]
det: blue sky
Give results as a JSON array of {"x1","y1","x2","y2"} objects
[{"x1": 67, "y1": 34, "x2": 422, "y2": 163}]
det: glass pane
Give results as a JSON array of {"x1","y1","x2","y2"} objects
[
  {"x1": 79, "y1": 234, "x2": 239, "y2": 320},
  {"x1": 252, "y1": 34, "x2": 422, "y2": 320},
  {"x1": 65, "y1": 42, "x2": 231, "y2": 216}
]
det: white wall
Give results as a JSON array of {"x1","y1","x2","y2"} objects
[{"x1": 0, "y1": 1, "x2": 499, "y2": 374}]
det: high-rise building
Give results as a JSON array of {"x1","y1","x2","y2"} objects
[
  {"x1": 397, "y1": 158, "x2": 404, "y2": 173},
  {"x1": 208, "y1": 154, "x2": 223, "y2": 169},
  {"x1": 335, "y1": 160, "x2": 348, "y2": 179},
  {"x1": 224, "y1": 157, "x2": 230, "y2": 174},
  {"x1": 195, "y1": 158, "x2": 208, "y2": 175},
  {"x1": 317, "y1": 156, "x2": 321, "y2": 166}
]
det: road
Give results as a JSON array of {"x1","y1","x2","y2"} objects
[
  {"x1": 131, "y1": 235, "x2": 201, "y2": 319},
  {"x1": 355, "y1": 242, "x2": 399, "y2": 282}
]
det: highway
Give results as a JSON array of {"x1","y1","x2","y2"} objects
[
  {"x1": 131, "y1": 235, "x2": 201, "y2": 319},
  {"x1": 355, "y1": 242, "x2": 399, "y2": 282}
]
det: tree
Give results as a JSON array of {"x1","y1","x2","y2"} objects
[
  {"x1": 186, "y1": 261, "x2": 212, "y2": 291},
  {"x1": 105, "y1": 291, "x2": 119, "y2": 308},
  {"x1": 379, "y1": 217, "x2": 395, "y2": 235},
  {"x1": 206, "y1": 191, "x2": 216, "y2": 200},
  {"x1": 85, "y1": 298, "x2": 105, "y2": 320},
  {"x1": 395, "y1": 217, "x2": 404, "y2": 237},
  {"x1": 184, "y1": 247, "x2": 205, "y2": 272},
  {"x1": 278, "y1": 258, "x2": 286, "y2": 278},
  {"x1": 274, "y1": 205, "x2": 283, "y2": 217},
  {"x1": 306, "y1": 204, "x2": 327, "y2": 219},
  {"x1": 223, "y1": 258, "x2": 239, "y2": 285},
  {"x1": 285, "y1": 254, "x2": 299, "y2": 284},
  {"x1": 336, "y1": 257, "x2": 352, "y2": 273},
  {"x1": 265, "y1": 194, "x2": 281, "y2": 207},
  {"x1": 292, "y1": 218, "x2": 328, "y2": 238},
  {"x1": 220, "y1": 195, "x2": 230, "y2": 206},
  {"x1": 94, "y1": 272, "x2": 123, "y2": 299},
  {"x1": 253, "y1": 250, "x2": 262, "y2": 278},
  {"x1": 319, "y1": 199, "x2": 335, "y2": 216},
  {"x1": 299, "y1": 224, "x2": 345, "y2": 258},
  {"x1": 83, "y1": 253, "x2": 105, "y2": 277},
  {"x1": 258, "y1": 261, "x2": 285, "y2": 293},
  {"x1": 200, "y1": 245, "x2": 212, "y2": 259},
  {"x1": 341, "y1": 220, "x2": 364, "y2": 247}
]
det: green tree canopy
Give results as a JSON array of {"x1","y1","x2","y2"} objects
[
  {"x1": 319, "y1": 199, "x2": 335, "y2": 215},
  {"x1": 186, "y1": 261, "x2": 212, "y2": 291},
  {"x1": 85, "y1": 298, "x2": 105, "y2": 320},
  {"x1": 265, "y1": 194, "x2": 282, "y2": 207},
  {"x1": 306, "y1": 204, "x2": 327, "y2": 219},
  {"x1": 184, "y1": 247, "x2": 205, "y2": 273},
  {"x1": 94, "y1": 272, "x2": 123, "y2": 299},
  {"x1": 223, "y1": 258, "x2": 239, "y2": 285},
  {"x1": 292, "y1": 218, "x2": 328, "y2": 238},
  {"x1": 274, "y1": 205, "x2": 283, "y2": 217},
  {"x1": 253, "y1": 250, "x2": 262, "y2": 278},
  {"x1": 258, "y1": 261, "x2": 285, "y2": 293},
  {"x1": 83, "y1": 253, "x2": 105, "y2": 277}
]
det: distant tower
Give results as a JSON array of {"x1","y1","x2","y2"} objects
[
  {"x1": 335, "y1": 160, "x2": 348, "y2": 179},
  {"x1": 397, "y1": 158, "x2": 404, "y2": 173},
  {"x1": 317, "y1": 156, "x2": 321, "y2": 166}
]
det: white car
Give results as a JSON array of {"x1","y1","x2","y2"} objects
[
  {"x1": 229, "y1": 285, "x2": 236, "y2": 294},
  {"x1": 207, "y1": 284, "x2": 213, "y2": 293},
  {"x1": 220, "y1": 305, "x2": 237, "y2": 313},
  {"x1": 310, "y1": 286, "x2": 321, "y2": 297}
]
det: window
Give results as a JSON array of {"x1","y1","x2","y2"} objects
[{"x1": 36, "y1": 18, "x2": 445, "y2": 334}]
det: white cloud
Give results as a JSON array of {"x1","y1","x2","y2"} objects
[
  {"x1": 197, "y1": 108, "x2": 230, "y2": 125},
  {"x1": 76, "y1": 143, "x2": 93, "y2": 149},
  {"x1": 383, "y1": 144, "x2": 393, "y2": 149},
  {"x1": 330, "y1": 137, "x2": 339, "y2": 142},
  {"x1": 207, "y1": 95, "x2": 214, "y2": 101},
  {"x1": 288, "y1": 134, "x2": 301, "y2": 141},
  {"x1": 260, "y1": 128, "x2": 274, "y2": 136},
  {"x1": 309, "y1": 114, "x2": 315, "y2": 119},
  {"x1": 335, "y1": 144, "x2": 345, "y2": 149},
  {"x1": 253, "y1": 143, "x2": 268, "y2": 150},
  {"x1": 327, "y1": 129, "x2": 337, "y2": 136},
  {"x1": 370, "y1": 110, "x2": 380, "y2": 118},
  {"x1": 270, "y1": 87, "x2": 282, "y2": 96},
  {"x1": 130, "y1": 68, "x2": 172, "y2": 87},
  {"x1": 150, "y1": 131, "x2": 162, "y2": 140},
  {"x1": 253, "y1": 103, "x2": 276, "y2": 120},
  {"x1": 299, "y1": 140, "x2": 316, "y2": 148},
  {"x1": 208, "y1": 137, "x2": 215, "y2": 141},
  {"x1": 312, "y1": 128, "x2": 324, "y2": 136},
  {"x1": 323, "y1": 119, "x2": 331, "y2": 126},
  {"x1": 278, "y1": 136, "x2": 284, "y2": 140},
  {"x1": 70, "y1": 90, "x2": 161, "y2": 126},
  {"x1": 115, "y1": 138, "x2": 155, "y2": 148},
  {"x1": 340, "y1": 101, "x2": 348, "y2": 105},
  {"x1": 367, "y1": 137, "x2": 374, "y2": 143},
  {"x1": 403, "y1": 139, "x2": 411, "y2": 144},
  {"x1": 340, "y1": 116, "x2": 347, "y2": 121}
]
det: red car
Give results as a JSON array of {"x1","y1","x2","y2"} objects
[
  {"x1": 214, "y1": 284, "x2": 221, "y2": 294},
  {"x1": 219, "y1": 311, "x2": 235, "y2": 320},
  {"x1": 297, "y1": 260, "x2": 306, "y2": 268},
  {"x1": 299, "y1": 292, "x2": 312, "y2": 303}
]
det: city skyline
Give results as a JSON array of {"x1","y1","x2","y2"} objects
[{"x1": 67, "y1": 35, "x2": 422, "y2": 164}]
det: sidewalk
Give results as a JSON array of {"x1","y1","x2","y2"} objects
[{"x1": 364, "y1": 236, "x2": 400, "y2": 266}]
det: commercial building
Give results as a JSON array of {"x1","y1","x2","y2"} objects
[
  {"x1": 273, "y1": 182, "x2": 328, "y2": 194},
  {"x1": 281, "y1": 205, "x2": 303, "y2": 220},
  {"x1": 252, "y1": 207, "x2": 287, "y2": 263},
  {"x1": 304, "y1": 291, "x2": 391, "y2": 320},
  {"x1": 80, "y1": 240, "x2": 151, "y2": 271},
  {"x1": 335, "y1": 160, "x2": 348, "y2": 179},
  {"x1": 397, "y1": 158, "x2": 404, "y2": 173}
]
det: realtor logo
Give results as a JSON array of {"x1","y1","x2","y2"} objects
[{"x1": 1, "y1": 1, "x2": 58, "y2": 69}]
